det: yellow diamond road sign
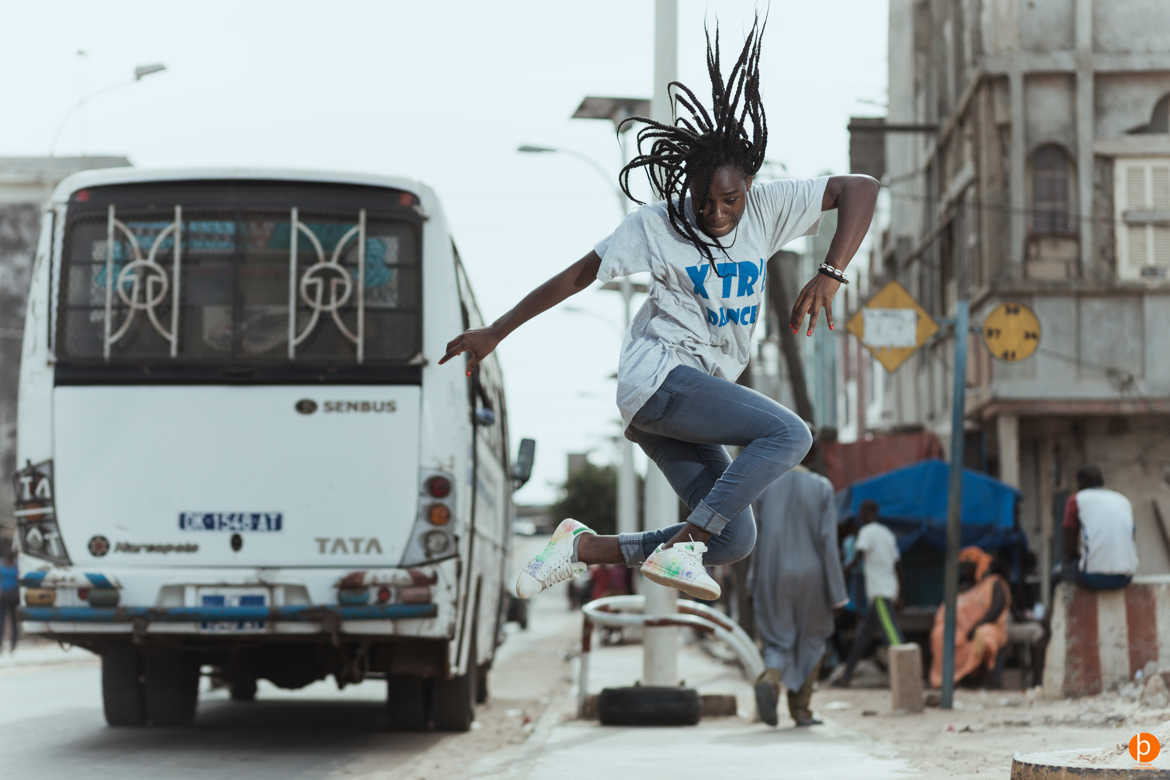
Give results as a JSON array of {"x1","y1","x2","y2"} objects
[{"x1": 845, "y1": 280, "x2": 939, "y2": 373}]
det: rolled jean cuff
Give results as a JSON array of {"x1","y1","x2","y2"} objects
[
  {"x1": 685, "y1": 500, "x2": 731, "y2": 535},
  {"x1": 618, "y1": 533, "x2": 647, "y2": 566}
]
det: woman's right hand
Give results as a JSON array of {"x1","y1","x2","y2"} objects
[{"x1": 439, "y1": 326, "x2": 501, "y2": 374}]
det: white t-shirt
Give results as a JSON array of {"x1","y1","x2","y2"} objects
[
  {"x1": 1074, "y1": 488, "x2": 1138, "y2": 575},
  {"x1": 594, "y1": 177, "x2": 829, "y2": 428},
  {"x1": 856, "y1": 521, "x2": 900, "y2": 602}
]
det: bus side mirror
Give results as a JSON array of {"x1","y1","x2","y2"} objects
[{"x1": 511, "y1": 438, "x2": 536, "y2": 490}]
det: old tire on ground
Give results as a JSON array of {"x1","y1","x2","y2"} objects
[
  {"x1": 143, "y1": 650, "x2": 200, "y2": 726},
  {"x1": 386, "y1": 674, "x2": 430, "y2": 731},
  {"x1": 229, "y1": 676, "x2": 257, "y2": 702},
  {"x1": 434, "y1": 631, "x2": 477, "y2": 731},
  {"x1": 102, "y1": 646, "x2": 146, "y2": 727},
  {"x1": 598, "y1": 686, "x2": 700, "y2": 726}
]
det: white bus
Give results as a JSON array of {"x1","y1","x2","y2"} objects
[{"x1": 13, "y1": 167, "x2": 534, "y2": 731}]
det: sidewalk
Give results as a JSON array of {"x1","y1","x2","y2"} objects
[
  {"x1": 0, "y1": 638, "x2": 97, "y2": 670},
  {"x1": 470, "y1": 603, "x2": 921, "y2": 780}
]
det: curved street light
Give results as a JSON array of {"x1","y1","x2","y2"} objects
[
  {"x1": 50, "y1": 62, "x2": 168, "y2": 156},
  {"x1": 516, "y1": 143, "x2": 630, "y2": 222}
]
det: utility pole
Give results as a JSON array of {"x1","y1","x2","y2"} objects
[
  {"x1": 641, "y1": 0, "x2": 681, "y2": 690},
  {"x1": 940, "y1": 246, "x2": 970, "y2": 710}
]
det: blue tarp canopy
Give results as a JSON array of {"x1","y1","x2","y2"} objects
[{"x1": 837, "y1": 459, "x2": 1026, "y2": 554}]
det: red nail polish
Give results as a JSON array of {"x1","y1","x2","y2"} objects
[
  {"x1": 466, "y1": 370, "x2": 471, "y2": 377},
  {"x1": 807, "y1": 330, "x2": 812, "y2": 336},
  {"x1": 829, "y1": 324, "x2": 835, "y2": 330}
]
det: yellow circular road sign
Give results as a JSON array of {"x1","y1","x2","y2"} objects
[{"x1": 983, "y1": 302, "x2": 1041, "y2": 362}]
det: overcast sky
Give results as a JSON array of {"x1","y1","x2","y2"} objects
[{"x1": 3, "y1": 0, "x2": 888, "y2": 504}]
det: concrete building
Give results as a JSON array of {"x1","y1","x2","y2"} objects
[
  {"x1": 880, "y1": 0, "x2": 1170, "y2": 589},
  {"x1": 0, "y1": 156, "x2": 130, "y2": 539}
]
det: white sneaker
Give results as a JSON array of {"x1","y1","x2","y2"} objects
[
  {"x1": 514, "y1": 518, "x2": 595, "y2": 599},
  {"x1": 639, "y1": 541, "x2": 721, "y2": 601}
]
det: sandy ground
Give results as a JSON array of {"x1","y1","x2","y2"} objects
[{"x1": 817, "y1": 682, "x2": 1170, "y2": 778}]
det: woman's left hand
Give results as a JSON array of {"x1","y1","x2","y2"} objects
[{"x1": 789, "y1": 273, "x2": 841, "y2": 336}]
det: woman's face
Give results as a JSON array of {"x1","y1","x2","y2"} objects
[{"x1": 691, "y1": 165, "x2": 753, "y2": 238}]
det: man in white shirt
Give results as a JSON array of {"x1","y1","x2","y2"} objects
[
  {"x1": 832, "y1": 500, "x2": 904, "y2": 687},
  {"x1": 1062, "y1": 465, "x2": 1138, "y2": 590}
]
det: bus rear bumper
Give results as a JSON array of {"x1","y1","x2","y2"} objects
[
  {"x1": 20, "y1": 604, "x2": 438, "y2": 623},
  {"x1": 17, "y1": 561, "x2": 457, "y2": 639}
]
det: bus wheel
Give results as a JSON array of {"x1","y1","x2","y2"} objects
[
  {"x1": 230, "y1": 676, "x2": 257, "y2": 702},
  {"x1": 102, "y1": 646, "x2": 145, "y2": 727},
  {"x1": 143, "y1": 650, "x2": 200, "y2": 726},
  {"x1": 476, "y1": 662, "x2": 490, "y2": 704},
  {"x1": 434, "y1": 632, "x2": 477, "y2": 732},
  {"x1": 386, "y1": 674, "x2": 430, "y2": 731}
]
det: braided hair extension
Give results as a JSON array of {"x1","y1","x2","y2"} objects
[{"x1": 618, "y1": 14, "x2": 768, "y2": 272}]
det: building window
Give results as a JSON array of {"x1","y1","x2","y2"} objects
[
  {"x1": 1031, "y1": 144, "x2": 1074, "y2": 236},
  {"x1": 1115, "y1": 157, "x2": 1170, "y2": 281}
]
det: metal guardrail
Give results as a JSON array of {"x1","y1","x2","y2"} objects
[{"x1": 577, "y1": 595, "x2": 764, "y2": 717}]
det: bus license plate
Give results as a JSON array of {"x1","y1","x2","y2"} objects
[{"x1": 199, "y1": 591, "x2": 267, "y2": 632}]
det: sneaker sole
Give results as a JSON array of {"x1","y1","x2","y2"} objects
[
  {"x1": 753, "y1": 681, "x2": 779, "y2": 727},
  {"x1": 640, "y1": 566, "x2": 721, "y2": 601}
]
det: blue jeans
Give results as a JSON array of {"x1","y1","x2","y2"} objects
[
  {"x1": 1076, "y1": 571, "x2": 1132, "y2": 590},
  {"x1": 618, "y1": 366, "x2": 812, "y2": 566}
]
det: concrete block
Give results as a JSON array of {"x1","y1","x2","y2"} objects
[
  {"x1": 1043, "y1": 576, "x2": 1170, "y2": 698},
  {"x1": 889, "y1": 643, "x2": 924, "y2": 713}
]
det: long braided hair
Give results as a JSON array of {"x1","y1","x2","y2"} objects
[{"x1": 618, "y1": 15, "x2": 768, "y2": 271}]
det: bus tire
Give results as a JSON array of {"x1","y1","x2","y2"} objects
[
  {"x1": 476, "y1": 662, "x2": 490, "y2": 704},
  {"x1": 102, "y1": 646, "x2": 145, "y2": 727},
  {"x1": 434, "y1": 631, "x2": 477, "y2": 732},
  {"x1": 230, "y1": 677, "x2": 257, "y2": 702},
  {"x1": 143, "y1": 650, "x2": 200, "y2": 726},
  {"x1": 386, "y1": 674, "x2": 429, "y2": 731}
]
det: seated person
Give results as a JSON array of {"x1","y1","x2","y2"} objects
[
  {"x1": 929, "y1": 546, "x2": 1010, "y2": 688},
  {"x1": 1062, "y1": 465, "x2": 1138, "y2": 590}
]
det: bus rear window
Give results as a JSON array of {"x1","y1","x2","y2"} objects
[{"x1": 57, "y1": 182, "x2": 422, "y2": 368}]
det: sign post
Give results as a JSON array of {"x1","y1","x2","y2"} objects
[{"x1": 939, "y1": 301, "x2": 969, "y2": 710}]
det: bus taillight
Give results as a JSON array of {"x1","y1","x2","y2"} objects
[
  {"x1": 427, "y1": 504, "x2": 451, "y2": 526},
  {"x1": 425, "y1": 476, "x2": 451, "y2": 498}
]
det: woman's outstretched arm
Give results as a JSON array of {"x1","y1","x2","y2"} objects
[{"x1": 439, "y1": 250, "x2": 602, "y2": 372}]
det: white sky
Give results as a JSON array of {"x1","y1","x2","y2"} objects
[{"x1": 2, "y1": 0, "x2": 888, "y2": 504}]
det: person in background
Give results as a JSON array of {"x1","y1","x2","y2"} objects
[
  {"x1": 929, "y1": 546, "x2": 1011, "y2": 688},
  {"x1": 831, "y1": 500, "x2": 903, "y2": 687},
  {"x1": 828, "y1": 516, "x2": 864, "y2": 668},
  {"x1": 1062, "y1": 465, "x2": 1138, "y2": 590},
  {"x1": 749, "y1": 430, "x2": 848, "y2": 727},
  {"x1": 0, "y1": 550, "x2": 19, "y2": 653}
]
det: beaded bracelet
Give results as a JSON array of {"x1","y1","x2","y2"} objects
[{"x1": 818, "y1": 263, "x2": 849, "y2": 285}]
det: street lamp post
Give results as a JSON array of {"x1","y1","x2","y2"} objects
[
  {"x1": 516, "y1": 144, "x2": 640, "y2": 543},
  {"x1": 50, "y1": 62, "x2": 168, "y2": 156}
]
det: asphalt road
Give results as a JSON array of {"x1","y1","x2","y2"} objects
[{"x1": 0, "y1": 536, "x2": 576, "y2": 779}]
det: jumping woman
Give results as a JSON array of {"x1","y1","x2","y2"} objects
[{"x1": 439, "y1": 17, "x2": 878, "y2": 602}]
